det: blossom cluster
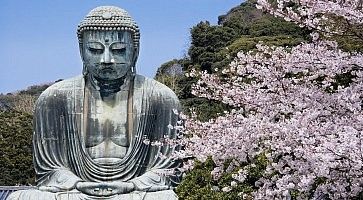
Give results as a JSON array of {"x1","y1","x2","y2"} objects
[
  {"x1": 180, "y1": 38, "x2": 363, "y2": 199},
  {"x1": 256, "y1": 0, "x2": 363, "y2": 35}
]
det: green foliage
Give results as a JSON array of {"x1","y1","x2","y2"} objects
[
  {"x1": 219, "y1": 0, "x2": 309, "y2": 38},
  {"x1": 248, "y1": 15, "x2": 309, "y2": 38},
  {"x1": 0, "y1": 83, "x2": 49, "y2": 185},
  {"x1": 188, "y1": 0, "x2": 308, "y2": 73},
  {"x1": 245, "y1": 153, "x2": 269, "y2": 183},
  {"x1": 176, "y1": 154, "x2": 270, "y2": 199},
  {"x1": 189, "y1": 21, "x2": 239, "y2": 73},
  {"x1": 333, "y1": 34, "x2": 363, "y2": 52},
  {"x1": 181, "y1": 98, "x2": 232, "y2": 122},
  {"x1": 0, "y1": 110, "x2": 35, "y2": 185},
  {"x1": 317, "y1": 14, "x2": 363, "y2": 52},
  {"x1": 176, "y1": 158, "x2": 217, "y2": 200},
  {"x1": 290, "y1": 189, "x2": 300, "y2": 200}
]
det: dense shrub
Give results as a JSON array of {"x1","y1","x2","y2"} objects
[{"x1": 0, "y1": 111, "x2": 35, "y2": 185}]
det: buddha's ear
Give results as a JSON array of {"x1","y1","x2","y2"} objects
[
  {"x1": 132, "y1": 47, "x2": 139, "y2": 70},
  {"x1": 79, "y1": 42, "x2": 84, "y2": 61},
  {"x1": 79, "y1": 42, "x2": 88, "y2": 76}
]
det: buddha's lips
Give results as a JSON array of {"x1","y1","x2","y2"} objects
[
  {"x1": 100, "y1": 67, "x2": 115, "y2": 73},
  {"x1": 96, "y1": 63, "x2": 127, "y2": 71}
]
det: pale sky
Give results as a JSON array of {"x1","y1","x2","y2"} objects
[{"x1": 0, "y1": 0, "x2": 242, "y2": 94}]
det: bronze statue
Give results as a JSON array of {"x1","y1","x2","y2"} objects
[{"x1": 9, "y1": 6, "x2": 181, "y2": 200}]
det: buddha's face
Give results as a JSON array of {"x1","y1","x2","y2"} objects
[{"x1": 81, "y1": 31, "x2": 135, "y2": 81}]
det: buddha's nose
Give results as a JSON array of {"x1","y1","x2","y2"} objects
[{"x1": 101, "y1": 48, "x2": 114, "y2": 64}]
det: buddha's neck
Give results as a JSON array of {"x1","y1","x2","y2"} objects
[
  {"x1": 85, "y1": 74, "x2": 133, "y2": 101},
  {"x1": 94, "y1": 75, "x2": 125, "y2": 95}
]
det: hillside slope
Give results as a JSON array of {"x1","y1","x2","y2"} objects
[{"x1": 155, "y1": 0, "x2": 308, "y2": 121}]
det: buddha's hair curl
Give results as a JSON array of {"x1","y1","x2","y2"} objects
[{"x1": 77, "y1": 6, "x2": 140, "y2": 49}]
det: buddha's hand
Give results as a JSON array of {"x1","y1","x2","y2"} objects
[
  {"x1": 39, "y1": 170, "x2": 81, "y2": 193},
  {"x1": 39, "y1": 185, "x2": 76, "y2": 193},
  {"x1": 76, "y1": 181, "x2": 135, "y2": 196}
]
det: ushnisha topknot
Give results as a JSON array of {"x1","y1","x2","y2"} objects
[{"x1": 77, "y1": 6, "x2": 140, "y2": 49}]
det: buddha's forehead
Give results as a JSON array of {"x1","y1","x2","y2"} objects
[{"x1": 83, "y1": 30, "x2": 133, "y2": 43}]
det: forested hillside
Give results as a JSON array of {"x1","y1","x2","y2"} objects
[{"x1": 155, "y1": 0, "x2": 309, "y2": 121}]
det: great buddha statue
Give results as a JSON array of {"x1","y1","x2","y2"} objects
[{"x1": 8, "y1": 6, "x2": 181, "y2": 200}]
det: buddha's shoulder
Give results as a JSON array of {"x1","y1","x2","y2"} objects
[
  {"x1": 38, "y1": 76, "x2": 83, "y2": 100},
  {"x1": 135, "y1": 75, "x2": 177, "y2": 97}
]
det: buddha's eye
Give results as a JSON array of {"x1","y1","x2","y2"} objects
[
  {"x1": 110, "y1": 42, "x2": 126, "y2": 54},
  {"x1": 87, "y1": 42, "x2": 104, "y2": 54}
]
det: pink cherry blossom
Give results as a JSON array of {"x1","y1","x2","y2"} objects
[{"x1": 176, "y1": 1, "x2": 363, "y2": 199}]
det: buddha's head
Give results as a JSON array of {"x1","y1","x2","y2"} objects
[{"x1": 77, "y1": 6, "x2": 140, "y2": 82}]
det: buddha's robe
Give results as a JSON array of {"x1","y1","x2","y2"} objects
[{"x1": 8, "y1": 75, "x2": 181, "y2": 200}]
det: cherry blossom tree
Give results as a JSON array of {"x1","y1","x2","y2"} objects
[{"x1": 178, "y1": 1, "x2": 363, "y2": 199}]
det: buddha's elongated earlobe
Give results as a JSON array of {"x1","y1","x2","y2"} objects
[
  {"x1": 82, "y1": 64, "x2": 88, "y2": 76},
  {"x1": 132, "y1": 48, "x2": 139, "y2": 75},
  {"x1": 79, "y1": 43, "x2": 84, "y2": 60}
]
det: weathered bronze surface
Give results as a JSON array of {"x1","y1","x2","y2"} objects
[{"x1": 8, "y1": 6, "x2": 181, "y2": 200}]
